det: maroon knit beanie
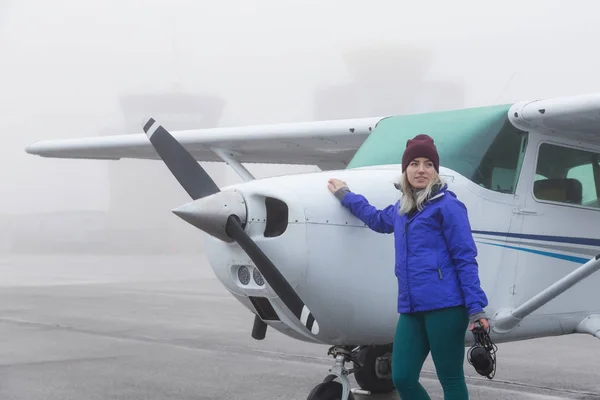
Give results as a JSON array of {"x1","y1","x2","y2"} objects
[{"x1": 401, "y1": 134, "x2": 439, "y2": 172}]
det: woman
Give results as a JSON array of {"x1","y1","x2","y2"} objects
[{"x1": 328, "y1": 134, "x2": 489, "y2": 399}]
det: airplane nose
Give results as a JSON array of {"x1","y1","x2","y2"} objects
[{"x1": 171, "y1": 189, "x2": 247, "y2": 243}]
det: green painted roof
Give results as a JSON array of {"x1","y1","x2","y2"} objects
[{"x1": 347, "y1": 104, "x2": 513, "y2": 170}]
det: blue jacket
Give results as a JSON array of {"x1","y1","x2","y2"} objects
[{"x1": 339, "y1": 184, "x2": 488, "y2": 319}]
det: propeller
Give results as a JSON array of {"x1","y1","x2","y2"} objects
[
  {"x1": 143, "y1": 118, "x2": 220, "y2": 200},
  {"x1": 142, "y1": 118, "x2": 320, "y2": 336}
]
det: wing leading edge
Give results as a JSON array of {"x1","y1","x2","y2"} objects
[
  {"x1": 25, "y1": 117, "x2": 385, "y2": 170},
  {"x1": 508, "y1": 92, "x2": 600, "y2": 142}
]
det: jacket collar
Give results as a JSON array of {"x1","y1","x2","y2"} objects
[
  {"x1": 405, "y1": 183, "x2": 448, "y2": 221},
  {"x1": 428, "y1": 183, "x2": 447, "y2": 202},
  {"x1": 413, "y1": 182, "x2": 447, "y2": 204}
]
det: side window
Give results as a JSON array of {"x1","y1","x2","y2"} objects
[
  {"x1": 491, "y1": 167, "x2": 517, "y2": 191},
  {"x1": 475, "y1": 121, "x2": 527, "y2": 194},
  {"x1": 534, "y1": 143, "x2": 600, "y2": 208},
  {"x1": 567, "y1": 164, "x2": 597, "y2": 204}
]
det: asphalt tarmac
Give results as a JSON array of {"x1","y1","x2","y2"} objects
[{"x1": 0, "y1": 254, "x2": 599, "y2": 400}]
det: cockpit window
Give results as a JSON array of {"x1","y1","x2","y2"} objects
[
  {"x1": 534, "y1": 142, "x2": 600, "y2": 208},
  {"x1": 347, "y1": 104, "x2": 528, "y2": 194}
]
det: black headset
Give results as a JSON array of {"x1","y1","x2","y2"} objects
[{"x1": 466, "y1": 322, "x2": 498, "y2": 379}]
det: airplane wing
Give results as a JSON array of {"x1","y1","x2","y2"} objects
[
  {"x1": 25, "y1": 117, "x2": 384, "y2": 170},
  {"x1": 508, "y1": 92, "x2": 600, "y2": 138}
]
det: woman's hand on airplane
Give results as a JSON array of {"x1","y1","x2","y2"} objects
[
  {"x1": 469, "y1": 318, "x2": 489, "y2": 331},
  {"x1": 328, "y1": 178, "x2": 348, "y2": 194}
]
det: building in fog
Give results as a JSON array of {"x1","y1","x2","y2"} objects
[
  {"x1": 314, "y1": 45, "x2": 465, "y2": 120},
  {"x1": 3, "y1": 92, "x2": 227, "y2": 256},
  {"x1": 103, "y1": 92, "x2": 227, "y2": 254}
]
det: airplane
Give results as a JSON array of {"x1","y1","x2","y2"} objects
[{"x1": 24, "y1": 91, "x2": 600, "y2": 400}]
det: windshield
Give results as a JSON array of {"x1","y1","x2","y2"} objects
[{"x1": 347, "y1": 104, "x2": 528, "y2": 194}]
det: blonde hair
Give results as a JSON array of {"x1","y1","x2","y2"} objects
[{"x1": 396, "y1": 171, "x2": 444, "y2": 215}]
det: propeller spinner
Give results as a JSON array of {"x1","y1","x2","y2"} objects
[{"x1": 142, "y1": 118, "x2": 320, "y2": 336}]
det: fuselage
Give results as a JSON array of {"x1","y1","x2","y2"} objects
[{"x1": 203, "y1": 118, "x2": 600, "y2": 346}]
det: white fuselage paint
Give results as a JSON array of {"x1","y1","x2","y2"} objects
[{"x1": 203, "y1": 127, "x2": 600, "y2": 347}]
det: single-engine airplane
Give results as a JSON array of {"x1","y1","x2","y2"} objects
[{"x1": 25, "y1": 91, "x2": 600, "y2": 399}]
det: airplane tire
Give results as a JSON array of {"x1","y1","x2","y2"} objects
[
  {"x1": 353, "y1": 344, "x2": 395, "y2": 394},
  {"x1": 306, "y1": 381, "x2": 355, "y2": 400}
]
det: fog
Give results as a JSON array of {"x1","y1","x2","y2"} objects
[{"x1": 1, "y1": 0, "x2": 599, "y2": 254}]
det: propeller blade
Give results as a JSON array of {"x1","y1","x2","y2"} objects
[
  {"x1": 142, "y1": 118, "x2": 319, "y2": 336},
  {"x1": 142, "y1": 118, "x2": 220, "y2": 200},
  {"x1": 225, "y1": 215, "x2": 320, "y2": 335}
]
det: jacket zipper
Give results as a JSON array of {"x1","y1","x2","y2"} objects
[
  {"x1": 405, "y1": 220, "x2": 413, "y2": 312},
  {"x1": 403, "y1": 191, "x2": 444, "y2": 313}
]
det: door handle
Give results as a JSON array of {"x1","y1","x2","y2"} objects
[{"x1": 513, "y1": 208, "x2": 538, "y2": 215}]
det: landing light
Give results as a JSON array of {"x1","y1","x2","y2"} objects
[
  {"x1": 253, "y1": 268, "x2": 265, "y2": 286},
  {"x1": 237, "y1": 265, "x2": 251, "y2": 285}
]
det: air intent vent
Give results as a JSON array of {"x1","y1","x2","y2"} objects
[
  {"x1": 264, "y1": 197, "x2": 288, "y2": 237},
  {"x1": 249, "y1": 296, "x2": 280, "y2": 321}
]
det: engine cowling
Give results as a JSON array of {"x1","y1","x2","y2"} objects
[{"x1": 202, "y1": 166, "x2": 404, "y2": 345}]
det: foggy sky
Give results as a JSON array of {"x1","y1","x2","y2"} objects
[{"x1": 2, "y1": 0, "x2": 600, "y2": 215}]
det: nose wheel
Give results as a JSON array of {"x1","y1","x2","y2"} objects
[
  {"x1": 306, "y1": 381, "x2": 355, "y2": 400},
  {"x1": 306, "y1": 346, "x2": 364, "y2": 400},
  {"x1": 306, "y1": 344, "x2": 395, "y2": 400}
]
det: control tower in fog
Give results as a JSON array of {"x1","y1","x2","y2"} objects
[
  {"x1": 314, "y1": 45, "x2": 465, "y2": 119},
  {"x1": 106, "y1": 92, "x2": 226, "y2": 254}
]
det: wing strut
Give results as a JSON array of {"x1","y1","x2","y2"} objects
[
  {"x1": 576, "y1": 315, "x2": 600, "y2": 339},
  {"x1": 492, "y1": 253, "x2": 600, "y2": 333},
  {"x1": 211, "y1": 147, "x2": 255, "y2": 181}
]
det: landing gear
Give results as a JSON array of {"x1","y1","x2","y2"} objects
[
  {"x1": 306, "y1": 346, "x2": 359, "y2": 400},
  {"x1": 307, "y1": 344, "x2": 394, "y2": 400},
  {"x1": 353, "y1": 344, "x2": 395, "y2": 394},
  {"x1": 306, "y1": 381, "x2": 353, "y2": 400}
]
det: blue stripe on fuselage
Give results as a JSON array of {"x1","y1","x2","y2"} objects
[
  {"x1": 472, "y1": 230, "x2": 600, "y2": 247},
  {"x1": 475, "y1": 240, "x2": 590, "y2": 264}
]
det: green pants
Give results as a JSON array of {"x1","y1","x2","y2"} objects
[{"x1": 391, "y1": 305, "x2": 470, "y2": 399}]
